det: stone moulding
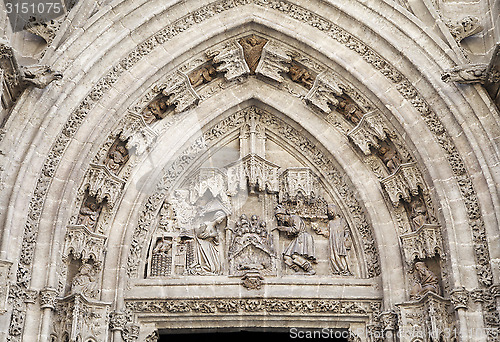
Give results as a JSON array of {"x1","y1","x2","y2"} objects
[
  {"x1": 380, "y1": 162, "x2": 426, "y2": 206},
  {"x1": 119, "y1": 112, "x2": 158, "y2": 156},
  {"x1": 399, "y1": 224, "x2": 444, "y2": 265},
  {"x1": 347, "y1": 110, "x2": 389, "y2": 155},
  {"x1": 10, "y1": 0, "x2": 496, "y2": 337},
  {"x1": 63, "y1": 225, "x2": 107, "y2": 264},
  {"x1": 81, "y1": 163, "x2": 126, "y2": 208}
]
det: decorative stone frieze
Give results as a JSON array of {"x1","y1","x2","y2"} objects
[
  {"x1": 399, "y1": 224, "x2": 444, "y2": 265},
  {"x1": 255, "y1": 41, "x2": 292, "y2": 83},
  {"x1": 63, "y1": 225, "x2": 107, "y2": 264},
  {"x1": 207, "y1": 40, "x2": 250, "y2": 81},
  {"x1": 81, "y1": 164, "x2": 126, "y2": 208},
  {"x1": 380, "y1": 162, "x2": 426, "y2": 206},
  {"x1": 119, "y1": 112, "x2": 158, "y2": 155},
  {"x1": 305, "y1": 72, "x2": 343, "y2": 113},
  {"x1": 397, "y1": 293, "x2": 453, "y2": 342},
  {"x1": 52, "y1": 294, "x2": 111, "y2": 342},
  {"x1": 347, "y1": 110, "x2": 389, "y2": 155}
]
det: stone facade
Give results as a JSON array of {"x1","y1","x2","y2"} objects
[{"x1": 0, "y1": 0, "x2": 499, "y2": 341}]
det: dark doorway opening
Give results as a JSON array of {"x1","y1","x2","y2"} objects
[{"x1": 158, "y1": 328, "x2": 350, "y2": 341}]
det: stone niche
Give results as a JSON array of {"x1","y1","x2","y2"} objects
[{"x1": 143, "y1": 108, "x2": 365, "y2": 283}]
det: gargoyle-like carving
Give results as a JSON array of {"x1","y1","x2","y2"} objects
[
  {"x1": 81, "y1": 163, "x2": 126, "y2": 208},
  {"x1": 207, "y1": 40, "x2": 250, "y2": 81},
  {"x1": 400, "y1": 224, "x2": 444, "y2": 265},
  {"x1": 255, "y1": 41, "x2": 292, "y2": 83},
  {"x1": 274, "y1": 205, "x2": 316, "y2": 274},
  {"x1": 441, "y1": 63, "x2": 489, "y2": 84},
  {"x1": 119, "y1": 112, "x2": 158, "y2": 155},
  {"x1": 305, "y1": 72, "x2": 343, "y2": 113},
  {"x1": 25, "y1": 18, "x2": 61, "y2": 46},
  {"x1": 239, "y1": 35, "x2": 268, "y2": 74},
  {"x1": 380, "y1": 162, "x2": 426, "y2": 206},
  {"x1": 347, "y1": 110, "x2": 389, "y2": 155},
  {"x1": 19, "y1": 65, "x2": 63, "y2": 88},
  {"x1": 445, "y1": 16, "x2": 483, "y2": 42}
]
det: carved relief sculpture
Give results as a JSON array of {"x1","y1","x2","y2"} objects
[
  {"x1": 142, "y1": 95, "x2": 170, "y2": 124},
  {"x1": 274, "y1": 205, "x2": 316, "y2": 274},
  {"x1": 105, "y1": 139, "x2": 129, "y2": 174},
  {"x1": 189, "y1": 64, "x2": 217, "y2": 87},
  {"x1": 187, "y1": 210, "x2": 227, "y2": 275},
  {"x1": 377, "y1": 143, "x2": 401, "y2": 174},
  {"x1": 77, "y1": 195, "x2": 102, "y2": 231},
  {"x1": 409, "y1": 197, "x2": 428, "y2": 230},
  {"x1": 70, "y1": 263, "x2": 99, "y2": 299},
  {"x1": 288, "y1": 63, "x2": 314, "y2": 89},
  {"x1": 410, "y1": 261, "x2": 440, "y2": 299},
  {"x1": 239, "y1": 35, "x2": 268, "y2": 74},
  {"x1": 337, "y1": 95, "x2": 364, "y2": 125},
  {"x1": 327, "y1": 204, "x2": 352, "y2": 276},
  {"x1": 150, "y1": 237, "x2": 173, "y2": 277}
]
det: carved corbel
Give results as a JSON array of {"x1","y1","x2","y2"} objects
[
  {"x1": 63, "y1": 225, "x2": 107, "y2": 265},
  {"x1": 54, "y1": 294, "x2": 111, "y2": 342},
  {"x1": 347, "y1": 110, "x2": 388, "y2": 155},
  {"x1": 81, "y1": 163, "x2": 126, "y2": 209},
  {"x1": 400, "y1": 224, "x2": 444, "y2": 266},
  {"x1": 119, "y1": 112, "x2": 158, "y2": 155},
  {"x1": 445, "y1": 16, "x2": 483, "y2": 42},
  {"x1": 397, "y1": 293, "x2": 453, "y2": 342},
  {"x1": 255, "y1": 41, "x2": 292, "y2": 83},
  {"x1": 157, "y1": 72, "x2": 200, "y2": 113},
  {"x1": 305, "y1": 72, "x2": 343, "y2": 113},
  {"x1": 380, "y1": 162, "x2": 426, "y2": 206},
  {"x1": 207, "y1": 40, "x2": 250, "y2": 81}
]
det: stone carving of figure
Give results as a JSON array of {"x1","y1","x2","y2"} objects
[
  {"x1": 239, "y1": 35, "x2": 268, "y2": 74},
  {"x1": 189, "y1": 64, "x2": 217, "y2": 87},
  {"x1": 410, "y1": 261, "x2": 440, "y2": 299},
  {"x1": 150, "y1": 237, "x2": 173, "y2": 276},
  {"x1": 143, "y1": 96, "x2": 169, "y2": 124},
  {"x1": 274, "y1": 205, "x2": 316, "y2": 274},
  {"x1": 338, "y1": 98, "x2": 364, "y2": 125},
  {"x1": 20, "y1": 65, "x2": 63, "y2": 88},
  {"x1": 71, "y1": 263, "x2": 98, "y2": 298},
  {"x1": 188, "y1": 210, "x2": 226, "y2": 275},
  {"x1": 289, "y1": 64, "x2": 314, "y2": 89},
  {"x1": 77, "y1": 196, "x2": 101, "y2": 231},
  {"x1": 377, "y1": 145, "x2": 401, "y2": 173},
  {"x1": 106, "y1": 142, "x2": 128, "y2": 173},
  {"x1": 410, "y1": 198, "x2": 428, "y2": 230},
  {"x1": 327, "y1": 204, "x2": 352, "y2": 276}
]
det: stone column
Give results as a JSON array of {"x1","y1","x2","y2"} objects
[
  {"x1": 38, "y1": 288, "x2": 58, "y2": 342},
  {"x1": 450, "y1": 287, "x2": 470, "y2": 341},
  {"x1": 380, "y1": 310, "x2": 398, "y2": 342},
  {"x1": 109, "y1": 311, "x2": 128, "y2": 342}
]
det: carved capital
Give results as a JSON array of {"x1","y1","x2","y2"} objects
[
  {"x1": 380, "y1": 310, "x2": 398, "y2": 331},
  {"x1": 255, "y1": 41, "x2": 292, "y2": 83},
  {"x1": 400, "y1": 224, "x2": 444, "y2": 265},
  {"x1": 82, "y1": 163, "x2": 126, "y2": 208},
  {"x1": 119, "y1": 112, "x2": 158, "y2": 155},
  {"x1": 450, "y1": 287, "x2": 470, "y2": 310},
  {"x1": 380, "y1": 162, "x2": 426, "y2": 206},
  {"x1": 109, "y1": 311, "x2": 128, "y2": 331},
  {"x1": 305, "y1": 72, "x2": 343, "y2": 113},
  {"x1": 207, "y1": 40, "x2": 250, "y2": 81},
  {"x1": 39, "y1": 287, "x2": 58, "y2": 310}
]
